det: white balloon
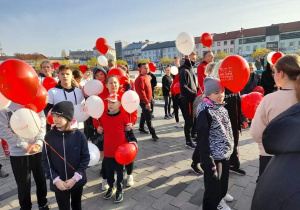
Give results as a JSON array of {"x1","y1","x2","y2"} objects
[
  {"x1": 0, "y1": 92, "x2": 11, "y2": 110},
  {"x1": 98, "y1": 55, "x2": 108, "y2": 66},
  {"x1": 267, "y1": 51, "x2": 275, "y2": 65},
  {"x1": 88, "y1": 142, "x2": 101, "y2": 166},
  {"x1": 85, "y1": 96, "x2": 104, "y2": 119},
  {"x1": 176, "y1": 32, "x2": 195, "y2": 55},
  {"x1": 73, "y1": 104, "x2": 90, "y2": 122},
  {"x1": 170, "y1": 66, "x2": 179, "y2": 75},
  {"x1": 84, "y1": 80, "x2": 104, "y2": 96},
  {"x1": 10, "y1": 108, "x2": 41, "y2": 139},
  {"x1": 121, "y1": 90, "x2": 140, "y2": 114}
]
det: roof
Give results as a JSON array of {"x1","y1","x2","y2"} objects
[
  {"x1": 237, "y1": 26, "x2": 266, "y2": 38},
  {"x1": 48, "y1": 57, "x2": 68, "y2": 60},
  {"x1": 0, "y1": 56, "x2": 15, "y2": 61},
  {"x1": 93, "y1": 46, "x2": 115, "y2": 51},
  {"x1": 142, "y1": 41, "x2": 175, "y2": 51},
  {"x1": 123, "y1": 42, "x2": 148, "y2": 50},
  {"x1": 212, "y1": 31, "x2": 240, "y2": 41},
  {"x1": 15, "y1": 54, "x2": 48, "y2": 60},
  {"x1": 279, "y1": 21, "x2": 300, "y2": 33},
  {"x1": 69, "y1": 50, "x2": 93, "y2": 56}
]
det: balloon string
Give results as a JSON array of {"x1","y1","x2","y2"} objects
[
  {"x1": 43, "y1": 140, "x2": 76, "y2": 171},
  {"x1": 29, "y1": 110, "x2": 41, "y2": 144}
]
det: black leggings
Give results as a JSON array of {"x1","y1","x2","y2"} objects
[
  {"x1": 164, "y1": 96, "x2": 172, "y2": 116},
  {"x1": 172, "y1": 95, "x2": 180, "y2": 122}
]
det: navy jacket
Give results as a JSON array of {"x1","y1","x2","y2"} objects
[
  {"x1": 42, "y1": 129, "x2": 90, "y2": 192},
  {"x1": 179, "y1": 60, "x2": 197, "y2": 99}
]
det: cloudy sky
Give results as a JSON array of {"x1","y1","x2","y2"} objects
[{"x1": 0, "y1": 0, "x2": 299, "y2": 56}]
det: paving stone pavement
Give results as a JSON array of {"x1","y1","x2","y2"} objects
[{"x1": 0, "y1": 102, "x2": 259, "y2": 210}]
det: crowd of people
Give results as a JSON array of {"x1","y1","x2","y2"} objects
[{"x1": 0, "y1": 51, "x2": 300, "y2": 209}]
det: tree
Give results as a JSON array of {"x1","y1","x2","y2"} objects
[
  {"x1": 159, "y1": 56, "x2": 173, "y2": 65},
  {"x1": 86, "y1": 57, "x2": 98, "y2": 67},
  {"x1": 252, "y1": 48, "x2": 271, "y2": 59},
  {"x1": 61, "y1": 49, "x2": 67, "y2": 57},
  {"x1": 214, "y1": 52, "x2": 229, "y2": 60},
  {"x1": 137, "y1": 59, "x2": 150, "y2": 64},
  {"x1": 59, "y1": 60, "x2": 70, "y2": 65},
  {"x1": 116, "y1": 59, "x2": 128, "y2": 65}
]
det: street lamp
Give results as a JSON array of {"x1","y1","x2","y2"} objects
[{"x1": 240, "y1": 28, "x2": 244, "y2": 57}]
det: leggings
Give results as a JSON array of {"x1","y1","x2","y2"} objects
[
  {"x1": 164, "y1": 96, "x2": 172, "y2": 116},
  {"x1": 172, "y1": 95, "x2": 180, "y2": 123}
]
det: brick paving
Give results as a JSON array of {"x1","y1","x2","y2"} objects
[{"x1": 0, "y1": 102, "x2": 259, "y2": 210}]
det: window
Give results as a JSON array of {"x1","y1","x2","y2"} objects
[
  {"x1": 163, "y1": 48, "x2": 166, "y2": 53},
  {"x1": 289, "y1": 42, "x2": 294, "y2": 47},
  {"x1": 270, "y1": 35, "x2": 276, "y2": 41},
  {"x1": 230, "y1": 40, "x2": 234, "y2": 45},
  {"x1": 230, "y1": 48, "x2": 233, "y2": 53},
  {"x1": 173, "y1": 47, "x2": 176, "y2": 51},
  {"x1": 212, "y1": 43, "x2": 215, "y2": 47},
  {"x1": 280, "y1": 43, "x2": 285, "y2": 48},
  {"x1": 246, "y1": 46, "x2": 250, "y2": 51},
  {"x1": 254, "y1": 45, "x2": 257, "y2": 51},
  {"x1": 212, "y1": 50, "x2": 215, "y2": 54},
  {"x1": 168, "y1": 48, "x2": 171, "y2": 52},
  {"x1": 196, "y1": 44, "x2": 199, "y2": 49},
  {"x1": 224, "y1": 49, "x2": 227, "y2": 53},
  {"x1": 217, "y1": 42, "x2": 220, "y2": 46},
  {"x1": 224, "y1": 41, "x2": 227, "y2": 46},
  {"x1": 217, "y1": 49, "x2": 221, "y2": 54}
]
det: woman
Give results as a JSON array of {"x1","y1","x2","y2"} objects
[
  {"x1": 162, "y1": 65, "x2": 173, "y2": 119},
  {"x1": 250, "y1": 54, "x2": 300, "y2": 179},
  {"x1": 251, "y1": 71, "x2": 300, "y2": 210},
  {"x1": 241, "y1": 63, "x2": 260, "y2": 94},
  {"x1": 261, "y1": 62, "x2": 276, "y2": 95}
]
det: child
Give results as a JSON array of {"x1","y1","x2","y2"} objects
[
  {"x1": 72, "y1": 69, "x2": 83, "y2": 89},
  {"x1": 42, "y1": 101, "x2": 90, "y2": 210},
  {"x1": 39, "y1": 60, "x2": 57, "y2": 84},
  {"x1": 98, "y1": 93, "x2": 136, "y2": 203},
  {"x1": 195, "y1": 77, "x2": 234, "y2": 210},
  {"x1": 162, "y1": 65, "x2": 173, "y2": 119}
]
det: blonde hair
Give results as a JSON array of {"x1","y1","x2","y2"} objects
[
  {"x1": 106, "y1": 75, "x2": 120, "y2": 85},
  {"x1": 205, "y1": 62, "x2": 216, "y2": 76},
  {"x1": 40, "y1": 60, "x2": 53, "y2": 69},
  {"x1": 210, "y1": 60, "x2": 223, "y2": 78},
  {"x1": 275, "y1": 54, "x2": 300, "y2": 81},
  {"x1": 52, "y1": 121, "x2": 72, "y2": 131}
]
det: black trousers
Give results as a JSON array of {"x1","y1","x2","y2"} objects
[
  {"x1": 84, "y1": 117, "x2": 96, "y2": 140},
  {"x1": 10, "y1": 153, "x2": 48, "y2": 210},
  {"x1": 229, "y1": 128, "x2": 240, "y2": 169},
  {"x1": 104, "y1": 157, "x2": 124, "y2": 191},
  {"x1": 181, "y1": 97, "x2": 195, "y2": 142},
  {"x1": 164, "y1": 96, "x2": 172, "y2": 115},
  {"x1": 139, "y1": 102, "x2": 156, "y2": 135},
  {"x1": 55, "y1": 187, "x2": 83, "y2": 210},
  {"x1": 201, "y1": 159, "x2": 230, "y2": 210},
  {"x1": 126, "y1": 161, "x2": 134, "y2": 175},
  {"x1": 172, "y1": 95, "x2": 180, "y2": 123}
]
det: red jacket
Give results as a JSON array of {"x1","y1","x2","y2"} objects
[
  {"x1": 197, "y1": 61, "x2": 208, "y2": 90},
  {"x1": 134, "y1": 74, "x2": 152, "y2": 104},
  {"x1": 170, "y1": 74, "x2": 179, "y2": 95}
]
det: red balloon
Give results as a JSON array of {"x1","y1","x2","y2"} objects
[
  {"x1": 201, "y1": 33, "x2": 213, "y2": 48},
  {"x1": 79, "y1": 65, "x2": 87, "y2": 74},
  {"x1": 96, "y1": 37, "x2": 109, "y2": 55},
  {"x1": 47, "y1": 109, "x2": 54, "y2": 124},
  {"x1": 253, "y1": 86, "x2": 265, "y2": 95},
  {"x1": 241, "y1": 92, "x2": 264, "y2": 119},
  {"x1": 52, "y1": 62, "x2": 60, "y2": 71},
  {"x1": 173, "y1": 83, "x2": 180, "y2": 94},
  {"x1": 42, "y1": 77, "x2": 57, "y2": 91},
  {"x1": 148, "y1": 62, "x2": 156, "y2": 72},
  {"x1": 107, "y1": 68, "x2": 127, "y2": 85},
  {"x1": 26, "y1": 85, "x2": 49, "y2": 113},
  {"x1": 219, "y1": 55, "x2": 250, "y2": 93},
  {"x1": 115, "y1": 143, "x2": 138, "y2": 165},
  {"x1": 271, "y1": 52, "x2": 284, "y2": 65},
  {"x1": 0, "y1": 59, "x2": 39, "y2": 105}
]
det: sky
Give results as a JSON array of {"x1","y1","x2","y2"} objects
[{"x1": 0, "y1": 0, "x2": 299, "y2": 57}]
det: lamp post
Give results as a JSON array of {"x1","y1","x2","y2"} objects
[{"x1": 240, "y1": 28, "x2": 244, "y2": 57}]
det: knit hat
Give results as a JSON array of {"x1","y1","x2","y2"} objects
[
  {"x1": 105, "y1": 93, "x2": 121, "y2": 102},
  {"x1": 204, "y1": 76, "x2": 223, "y2": 96},
  {"x1": 51, "y1": 101, "x2": 74, "y2": 121},
  {"x1": 93, "y1": 66, "x2": 107, "y2": 79}
]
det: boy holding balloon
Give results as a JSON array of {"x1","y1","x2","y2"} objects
[
  {"x1": 98, "y1": 93, "x2": 137, "y2": 203},
  {"x1": 42, "y1": 101, "x2": 90, "y2": 210}
]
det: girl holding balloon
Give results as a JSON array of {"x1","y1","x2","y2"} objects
[
  {"x1": 162, "y1": 65, "x2": 173, "y2": 119},
  {"x1": 42, "y1": 101, "x2": 90, "y2": 210},
  {"x1": 250, "y1": 54, "x2": 300, "y2": 179}
]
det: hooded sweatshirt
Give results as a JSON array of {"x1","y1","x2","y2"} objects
[{"x1": 179, "y1": 59, "x2": 197, "y2": 99}]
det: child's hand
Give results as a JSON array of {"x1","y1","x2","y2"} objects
[
  {"x1": 97, "y1": 126, "x2": 103, "y2": 134},
  {"x1": 125, "y1": 123, "x2": 133, "y2": 131},
  {"x1": 242, "y1": 121, "x2": 249, "y2": 129},
  {"x1": 55, "y1": 180, "x2": 68, "y2": 191},
  {"x1": 25, "y1": 144, "x2": 33, "y2": 153},
  {"x1": 28, "y1": 144, "x2": 41, "y2": 154},
  {"x1": 64, "y1": 178, "x2": 76, "y2": 189},
  {"x1": 129, "y1": 142, "x2": 138, "y2": 149},
  {"x1": 88, "y1": 140, "x2": 92, "y2": 143}
]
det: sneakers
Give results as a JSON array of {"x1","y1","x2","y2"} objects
[
  {"x1": 126, "y1": 175, "x2": 134, "y2": 187},
  {"x1": 176, "y1": 122, "x2": 183, "y2": 128},
  {"x1": 185, "y1": 141, "x2": 196, "y2": 149},
  {"x1": 224, "y1": 194, "x2": 234, "y2": 202},
  {"x1": 38, "y1": 204, "x2": 49, "y2": 210},
  {"x1": 139, "y1": 128, "x2": 149, "y2": 134},
  {"x1": 164, "y1": 115, "x2": 170, "y2": 120},
  {"x1": 114, "y1": 190, "x2": 123, "y2": 203},
  {"x1": 0, "y1": 169, "x2": 8, "y2": 178},
  {"x1": 217, "y1": 199, "x2": 231, "y2": 210},
  {"x1": 102, "y1": 179, "x2": 109, "y2": 191},
  {"x1": 152, "y1": 134, "x2": 159, "y2": 141},
  {"x1": 103, "y1": 187, "x2": 116, "y2": 200},
  {"x1": 168, "y1": 114, "x2": 174, "y2": 119},
  {"x1": 191, "y1": 163, "x2": 203, "y2": 175},
  {"x1": 229, "y1": 167, "x2": 246, "y2": 176}
]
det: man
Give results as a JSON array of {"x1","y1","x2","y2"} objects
[
  {"x1": 174, "y1": 56, "x2": 181, "y2": 68},
  {"x1": 197, "y1": 51, "x2": 214, "y2": 93},
  {"x1": 135, "y1": 63, "x2": 159, "y2": 141}
]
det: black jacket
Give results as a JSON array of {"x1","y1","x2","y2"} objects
[
  {"x1": 179, "y1": 60, "x2": 197, "y2": 99},
  {"x1": 148, "y1": 72, "x2": 157, "y2": 93},
  {"x1": 241, "y1": 73, "x2": 260, "y2": 95},
  {"x1": 42, "y1": 129, "x2": 90, "y2": 192},
  {"x1": 162, "y1": 75, "x2": 173, "y2": 96},
  {"x1": 252, "y1": 103, "x2": 300, "y2": 210},
  {"x1": 261, "y1": 64, "x2": 276, "y2": 95}
]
